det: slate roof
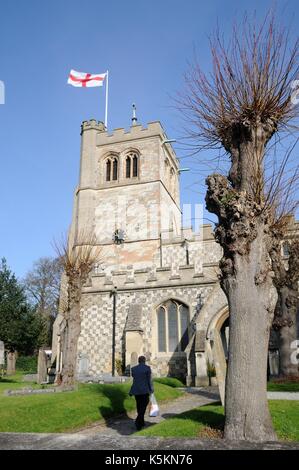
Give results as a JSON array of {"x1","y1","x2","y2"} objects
[{"x1": 125, "y1": 304, "x2": 143, "y2": 332}]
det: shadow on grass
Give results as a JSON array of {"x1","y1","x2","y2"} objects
[
  {"x1": 193, "y1": 389, "x2": 220, "y2": 400},
  {"x1": 0, "y1": 378, "x2": 18, "y2": 384},
  {"x1": 139, "y1": 404, "x2": 225, "y2": 437},
  {"x1": 163, "y1": 405, "x2": 224, "y2": 428},
  {"x1": 98, "y1": 385, "x2": 137, "y2": 436}
]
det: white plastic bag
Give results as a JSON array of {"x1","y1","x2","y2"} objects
[{"x1": 149, "y1": 393, "x2": 159, "y2": 417}]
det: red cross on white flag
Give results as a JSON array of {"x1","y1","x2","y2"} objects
[
  {"x1": 67, "y1": 69, "x2": 106, "y2": 87},
  {"x1": 67, "y1": 69, "x2": 109, "y2": 128}
]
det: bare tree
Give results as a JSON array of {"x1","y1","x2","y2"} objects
[
  {"x1": 271, "y1": 231, "x2": 299, "y2": 377},
  {"x1": 55, "y1": 233, "x2": 101, "y2": 387},
  {"x1": 23, "y1": 257, "x2": 63, "y2": 346},
  {"x1": 180, "y1": 12, "x2": 299, "y2": 441}
]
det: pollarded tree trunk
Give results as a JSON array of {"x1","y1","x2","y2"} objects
[
  {"x1": 223, "y1": 226, "x2": 277, "y2": 440},
  {"x1": 206, "y1": 152, "x2": 278, "y2": 441}
]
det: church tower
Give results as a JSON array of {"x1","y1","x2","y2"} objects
[{"x1": 70, "y1": 117, "x2": 182, "y2": 270}]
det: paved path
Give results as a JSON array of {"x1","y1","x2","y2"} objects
[
  {"x1": 1, "y1": 433, "x2": 298, "y2": 450},
  {"x1": 74, "y1": 387, "x2": 220, "y2": 437},
  {"x1": 267, "y1": 392, "x2": 299, "y2": 400}
]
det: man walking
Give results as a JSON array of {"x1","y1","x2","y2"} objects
[{"x1": 129, "y1": 356, "x2": 154, "y2": 430}]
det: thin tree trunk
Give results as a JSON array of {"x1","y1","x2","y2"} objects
[
  {"x1": 279, "y1": 322, "x2": 298, "y2": 377},
  {"x1": 277, "y1": 287, "x2": 299, "y2": 377},
  {"x1": 61, "y1": 301, "x2": 81, "y2": 387},
  {"x1": 224, "y1": 226, "x2": 278, "y2": 441},
  {"x1": 271, "y1": 238, "x2": 299, "y2": 378}
]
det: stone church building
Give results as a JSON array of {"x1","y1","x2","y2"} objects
[{"x1": 52, "y1": 116, "x2": 298, "y2": 388}]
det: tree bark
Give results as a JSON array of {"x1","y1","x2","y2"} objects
[
  {"x1": 275, "y1": 287, "x2": 299, "y2": 377},
  {"x1": 279, "y1": 321, "x2": 298, "y2": 377},
  {"x1": 271, "y1": 239, "x2": 299, "y2": 378},
  {"x1": 60, "y1": 299, "x2": 81, "y2": 388},
  {"x1": 206, "y1": 166, "x2": 278, "y2": 441},
  {"x1": 223, "y1": 226, "x2": 277, "y2": 441}
]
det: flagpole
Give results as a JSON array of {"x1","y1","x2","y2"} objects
[{"x1": 104, "y1": 70, "x2": 109, "y2": 129}]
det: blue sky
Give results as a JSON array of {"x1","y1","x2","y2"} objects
[{"x1": 0, "y1": 0, "x2": 298, "y2": 278}]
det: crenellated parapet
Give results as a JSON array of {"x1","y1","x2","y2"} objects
[
  {"x1": 87, "y1": 260, "x2": 219, "y2": 294},
  {"x1": 80, "y1": 119, "x2": 178, "y2": 167},
  {"x1": 81, "y1": 119, "x2": 106, "y2": 134}
]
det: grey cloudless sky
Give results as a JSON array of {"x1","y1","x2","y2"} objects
[{"x1": 0, "y1": 0, "x2": 298, "y2": 278}]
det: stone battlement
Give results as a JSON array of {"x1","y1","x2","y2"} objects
[
  {"x1": 80, "y1": 119, "x2": 178, "y2": 164},
  {"x1": 87, "y1": 258, "x2": 219, "y2": 293}
]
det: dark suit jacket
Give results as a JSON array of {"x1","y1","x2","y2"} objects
[{"x1": 129, "y1": 363, "x2": 154, "y2": 396}]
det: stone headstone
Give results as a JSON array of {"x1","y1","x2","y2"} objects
[
  {"x1": 78, "y1": 354, "x2": 89, "y2": 375},
  {"x1": 269, "y1": 350, "x2": 279, "y2": 376},
  {"x1": 37, "y1": 350, "x2": 49, "y2": 384},
  {"x1": 0, "y1": 341, "x2": 4, "y2": 366},
  {"x1": 6, "y1": 351, "x2": 16, "y2": 375}
]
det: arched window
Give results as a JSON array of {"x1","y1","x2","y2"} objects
[
  {"x1": 113, "y1": 158, "x2": 118, "y2": 180},
  {"x1": 133, "y1": 155, "x2": 138, "y2": 177},
  {"x1": 164, "y1": 159, "x2": 170, "y2": 186},
  {"x1": 105, "y1": 156, "x2": 118, "y2": 182},
  {"x1": 170, "y1": 167, "x2": 175, "y2": 195},
  {"x1": 106, "y1": 160, "x2": 111, "y2": 181},
  {"x1": 125, "y1": 152, "x2": 139, "y2": 178},
  {"x1": 157, "y1": 300, "x2": 189, "y2": 353},
  {"x1": 157, "y1": 307, "x2": 166, "y2": 352},
  {"x1": 126, "y1": 156, "x2": 131, "y2": 178}
]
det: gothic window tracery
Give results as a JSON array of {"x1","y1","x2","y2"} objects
[
  {"x1": 125, "y1": 152, "x2": 139, "y2": 178},
  {"x1": 105, "y1": 156, "x2": 118, "y2": 182},
  {"x1": 157, "y1": 300, "x2": 189, "y2": 353}
]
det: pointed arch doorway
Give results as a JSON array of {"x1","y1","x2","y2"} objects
[{"x1": 206, "y1": 307, "x2": 229, "y2": 405}]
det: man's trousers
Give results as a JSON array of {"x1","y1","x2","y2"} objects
[{"x1": 134, "y1": 393, "x2": 150, "y2": 430}]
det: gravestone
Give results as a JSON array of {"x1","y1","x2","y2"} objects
[
  {"x1": 0, "y1": 341, "x2": 4, "y2": 376},
  {"x1": 0, "y1": 341, "x2": 4, "y2": 366},
  {"x1": 6, "y1": 351, "x2": 16, "y2": 375},
  {"x1": 37, "y1": 349, "x2": 50, "y2": 384},
  {"x1": 78, "y1": 354, "x2": 89, "y2": 375},
  {"x1": 269, "y1": 350, "x2": 279, "y2": 376}
]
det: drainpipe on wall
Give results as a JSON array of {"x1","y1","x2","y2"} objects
[{"x1": 110, "y1": 286, "x2": 118, "y2": 376}]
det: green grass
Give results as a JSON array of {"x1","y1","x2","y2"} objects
[
  {"x1": 270, "y1": 400, "x2": 299, "y2": 441},
  {"x1": 153, "y1": 377, "x2": 185, "y2": 388},
  {"x1": 267, "y1": 381, "x2": 299, "y2": 392},
  {"x1": 138, "y1": 401, "x2": 299, "y2": 441},
  {"x1": 0, "y1": 374, "x2": 183, "y2": 433},
  {"x1": 0, "y1": 372, "x2": 45, "y2": 392}
]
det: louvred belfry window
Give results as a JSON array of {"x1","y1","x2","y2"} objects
[
  {"x1": 106, "y1": 160, "x2": 111, "y2": 181},
  {"x1": 126, "y1": 156, "x2": 131, "y2": 178},
  {"x1": 125, "y1": 153, "x2": 139, "y2": 178},
  {"x1": 105, "y1": 157, "x2": 118, "y2": 182},
  {"x1": 112, "y1": 159, "x2": 118, "y2": 180},
  {"x1": 133, "y1": 155, "x2": 138, "y2": 177}
]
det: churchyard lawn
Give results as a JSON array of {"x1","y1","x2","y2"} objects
[
  {"x1": 138, "y1": 401, "x2": 299, "y2": 442},
  {"x1": 267, "y1": 381, "x2": 299, "y2": 392},
  {"x1": 0, "y1": 374, "x2": 182, "y2": 433}
]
